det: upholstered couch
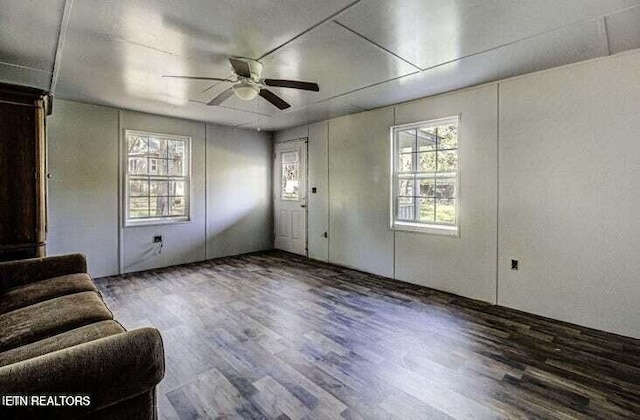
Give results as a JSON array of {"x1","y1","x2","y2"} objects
[{"x1": 0, "y1": 254, "x2": 165, "y2": 419}]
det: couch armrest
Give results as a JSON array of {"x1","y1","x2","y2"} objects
[
  {"x1": 0, "y1": 327, "x2": 165, "y2": 419},
  {"x1": 0, "y1": 253, "x2": 87, "y2": 292}
]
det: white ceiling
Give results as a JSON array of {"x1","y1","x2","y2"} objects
[{"x1": 1, "y1": 0, "x2": 639, "y2": 131}]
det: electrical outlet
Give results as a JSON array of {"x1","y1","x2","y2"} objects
[
  {"x1": 153, "y1": 235, "x2": 163, "y2": 243},
  {"x1": 511, "y1": 259, "x2": 519, "y2": 270}
]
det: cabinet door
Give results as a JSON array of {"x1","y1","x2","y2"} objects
[{"x1": 0, "y1": 102, "x2": 38, "y2": 252}]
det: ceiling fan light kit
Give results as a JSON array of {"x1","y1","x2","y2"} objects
[
  {"x1": 233, "y1": 81, "x2": 259, "y2": 101},
  {"x1": 163, "y1": 57, "x2": 320, "y2": 111}
]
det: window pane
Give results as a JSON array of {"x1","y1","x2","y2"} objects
[
  {"x1": 168, "y1": 140, "x2": 185, "y2": 160},
  {"x1": 417, "y1": 127, "x2": 437, "y2": 152},
  {"x1": 170, "y1": 180, "x2": 185, "y2": 196},
  {"x1": 419, "y1": 178, "x2": 436, "y2": 197},
  {"x1": 436, "y1": 177, "x2": 456, "y2": 199},
  {"x1": 170, "y1": 196, "x2": 185, "y2": 216},
  {"x1": 397, "y1": 178, "x2": 414, "y2": 196},
  {"x1": 128, "y1": 135, "x2": 148, "y2": 155},
  {"x1": 419, "y1": 198, "x2": 435, "y2": 222},
  {"x1": 418, "y1": 152, "x2": 436, "y2": 172},
  {"x1": 398, "y1": 130, "x2": 415, "y2": 153},
  {"x1": 437, "y1": 150, "x2": 457, "y2": 172},
  {"x1": 398, "y1": 153, "x2": 413, "y2": 173},
  {"x1": 149, "y1": 180, "x2": 169, "y2": 196},
  {"x1": 149, "y1": 137, "x2": 167, "y2": 158},
  {"x1": 282, "y1": 152, "x2": 299, "y2": 200},
  {"x1": 168, "y1": 158, "x2": 183, "y2": 176},
  {"x1": 151, "y1": 197, "x2": 169, "y2": 217},
  {"x1": 129, "y1": 179, "x2": 148, "y2": 197},
  {"x1": 438, "y1": 125, "x2": 458, "y2": 149},
  {"x1": 129, "y1": 197, "x2": 149, "y2": 218},
  {"x1": 148, "y1": 158, "x2": 168, "y2": 176},
  {"x1": 128, "y1": 157, "x2": 148, "y2": 175},
  {"x1": 435, "y1": 198, "x2": 456, "y2": 224},
  {"x1": 397, "y1": 197, "x2": 415, "y2": 221}
]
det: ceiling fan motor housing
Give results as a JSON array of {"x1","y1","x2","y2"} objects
[{"x1": 231, "y1": 58, "x2": 263, "y2": 82}]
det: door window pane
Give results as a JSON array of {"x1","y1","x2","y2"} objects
[{"x1": 281, "y1": 151, "x2": 299, "y2": 200}]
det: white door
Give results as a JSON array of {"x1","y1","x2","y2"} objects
[{"x1": 274, "y1": 140, "x2": 307, "y2": 255}]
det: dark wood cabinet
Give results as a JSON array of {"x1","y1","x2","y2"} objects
[{"x1": 0, "y1": 83, "x2": 52, "y2": 261}]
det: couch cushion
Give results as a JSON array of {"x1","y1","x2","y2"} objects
[
  {"x1": 0, "y1": 273, "x2": 99, "y2": 314},
  {"x1": 0, "y1": 320, "x2": 125, "y2": 367},
  {"x1": 0, "y1": 291, "x2": 113, "y2": 352}
]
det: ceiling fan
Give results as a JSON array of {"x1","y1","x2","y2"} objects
[{"x1": 163, "y1": 57, "x2": 319, "y2": 110}]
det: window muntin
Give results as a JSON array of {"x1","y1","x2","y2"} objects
[
  {"x1": 125, "y1": 131, "x2": 190, "y2": 226},
  {"x1": 391, "y1": 117, "x2": 459, "y2": 234}
]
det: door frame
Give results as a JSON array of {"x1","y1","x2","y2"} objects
[{"x1": 273, "y1": 138, "x2": 308, "y2": 256}]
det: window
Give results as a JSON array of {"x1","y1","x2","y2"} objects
[
  {"x1": 281, "y1": 150, "x2": 300, "y2": 200},
  {"x1": 391, "y1": 116, "x2": 459, "y2": 235},
  {"x1": 125, "y1": 130, "x2": 190, "y2": 226}
]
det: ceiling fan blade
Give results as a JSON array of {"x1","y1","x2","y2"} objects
[
  {"x1": 263, "y1": 79, "x2": 319, "y2": 92},
  {"x1": 163, "y1": 75, "x2": 231, "y2": 82},
  {"x1": 229, "y1": 58, "x2": 251, "y2": 78},
  {"x1": 259, "y1": 89, "x2": 291, "y2": 110},
  {"x1": 207, "y1": 88, "x2": 234, "y2": 106}
]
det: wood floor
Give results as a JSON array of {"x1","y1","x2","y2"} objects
[{"x1": 96, "y1": 251, "x2": 640, "y2": 420}]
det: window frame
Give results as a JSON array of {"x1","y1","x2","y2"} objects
[
  {"x1": 390, "y1": 116, "x2": 461, "y2": 236},
  {"x1": 123, "y1": 129, "x2": 192, "y2": 227}
]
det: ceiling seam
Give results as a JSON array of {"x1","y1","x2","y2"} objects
[
  {"x1": 0, "y1": 61, "x2": 52, "y2": 74},
  {"x1": 257, "y1": 0, "x2": 362, "y2": 60},
  {"x1": 280, "y1": 11, "x2": 623, "y2": 110},
  {"x1": 50, "y1": 0, "x2": 74, "y2": 93},
  {"x1": 332, "y1": 20, "x2": 422, "y2": 71},
  {"x1": 189, "y1": 100, "x2": 274, "y2": 117},
  {"x1": 602, "y1": 17, "x2": 612, "y2": 56},
  {"x1": 415, "y1": 13, "x2": 619, "y2": 73}
]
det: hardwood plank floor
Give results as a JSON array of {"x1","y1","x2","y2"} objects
[{"x1": 96, "y1": 251, "x2": 640, "y2": 419}]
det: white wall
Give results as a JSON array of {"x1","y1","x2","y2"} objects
[
  {"x1": 276, "y1": 50, "x2": 640, "y2": 338},
  {"x1": 329, "y1": 108, "x2": 395, "y2": 277},
  {"x1": 498, "y1": 52, "x2": 640, "y2": 338},
  {"x1": 206, "y1": 124, "x2": 272, "y2": 259},
  {"x1": 48, "y1": 100, "x2": 273, "y2": 277},
  {"x1": 307, "y1": 122, "x2": 329, "y2": 262},
  {"x1": 47, "y1": 101, "x2": 119, "y2": 278}
]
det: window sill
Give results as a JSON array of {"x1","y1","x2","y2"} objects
[
  {"x1": 124, "y1": 217, "x2": 191, "y2": 228},
  {"x1": 391, "y1": 221, "x2": 459, "y2": 237}
]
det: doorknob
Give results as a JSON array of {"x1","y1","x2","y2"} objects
[{"x1": 300, "y1": 204, "x2": 307, "y2": 208}]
